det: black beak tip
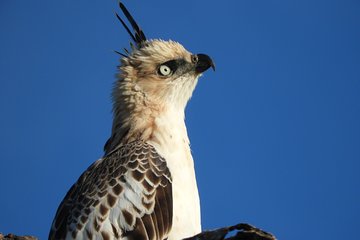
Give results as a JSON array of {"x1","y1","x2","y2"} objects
[
  {"x1": 211, "y1": 62, "x2": 216, "y2": 71},
  {"x1": 195, "y1": 53, "x2": 215, "y2": 74}
]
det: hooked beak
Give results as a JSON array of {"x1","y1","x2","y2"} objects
[{"x1": 194, "y1": 54, "x2": 215, "y2": 74}]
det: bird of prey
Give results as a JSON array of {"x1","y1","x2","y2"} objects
[{"x1": 49, "y1": 2, "x2": 214, "y2": 240}]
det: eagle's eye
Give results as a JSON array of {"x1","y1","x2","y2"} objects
[{"x1": 158, "y1": 65, "x2": 172, "y2": 76}]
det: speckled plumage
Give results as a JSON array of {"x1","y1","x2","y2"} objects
[{"x1": 49, "y1": 141, "x2": 172, "y2": 240}]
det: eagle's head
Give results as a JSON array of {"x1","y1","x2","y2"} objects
[
  {"x1": 118, "y1": 39, "x2": 214, "y2": 109},
  {"x1": 113, "y1": 2, "x2": 214, "y2": 110},
  {"x1": 106, "y1": 2, "x2": 214, "y2": 152}
]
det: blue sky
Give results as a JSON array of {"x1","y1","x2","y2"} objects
[{"x1": 1, "y1": 0, "x2": 359, "y2": 239}]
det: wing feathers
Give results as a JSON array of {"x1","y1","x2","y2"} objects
[{"x1": 49, "y1": 141, "x2": 172, "y2": 240}]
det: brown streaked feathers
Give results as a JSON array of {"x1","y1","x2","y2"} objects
[{"x1": 49, "y1": 141, "x2": 173, "y2": 239}]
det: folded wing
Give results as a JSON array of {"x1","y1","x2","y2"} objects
[{"x1": 49, "y1": 141, "x2": 173, "y2": 240}]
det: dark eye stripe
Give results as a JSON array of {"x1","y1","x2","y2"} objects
[
  {"x1": 162, "y1": 60, "x2": 179, "y2": 72},
  {"x1": 158, "y1": 59, "x2": 187, "y2": 74}
]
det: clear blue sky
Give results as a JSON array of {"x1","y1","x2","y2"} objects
[{"x1": 1, "y1": 0, "x2": 359, "y2": 239}]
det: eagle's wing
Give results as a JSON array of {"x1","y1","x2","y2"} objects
[{"x1": 49, "y1": 140, "x2": 172, "y2": 240}]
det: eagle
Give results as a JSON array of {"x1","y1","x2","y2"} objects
[{"x1": 49, "y1": 2, "x2": 214, "y2": 240}]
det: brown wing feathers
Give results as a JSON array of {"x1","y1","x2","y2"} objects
[{"x1": 49, "y1": 141, "x2": 173, "y2": 240}]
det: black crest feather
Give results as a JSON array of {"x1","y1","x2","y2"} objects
[{"x1": 116, "y1": 2, "x2": 147, "y2": 49}]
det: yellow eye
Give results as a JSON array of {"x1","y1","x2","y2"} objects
[{"x1": 158, "y1": 65, "x2": 172, "y2": 76}]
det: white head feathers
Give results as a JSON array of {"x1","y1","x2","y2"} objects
[{"x1": 104, "y1": 3, "x2": 214, "y2": 154}]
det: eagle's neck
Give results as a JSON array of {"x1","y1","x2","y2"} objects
[
  {"x1": 104, "y1": 76, "x2": 158, "y2": 154},
  {"x1": 146, "y1": 107, "x2": 202, "y2": 240},
  {"x1": 108, "y1": 83, "x2": 202, "y2": 238},
  {"x1": 105, "y1": 74, "x2": 197, "y2": 155}
]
